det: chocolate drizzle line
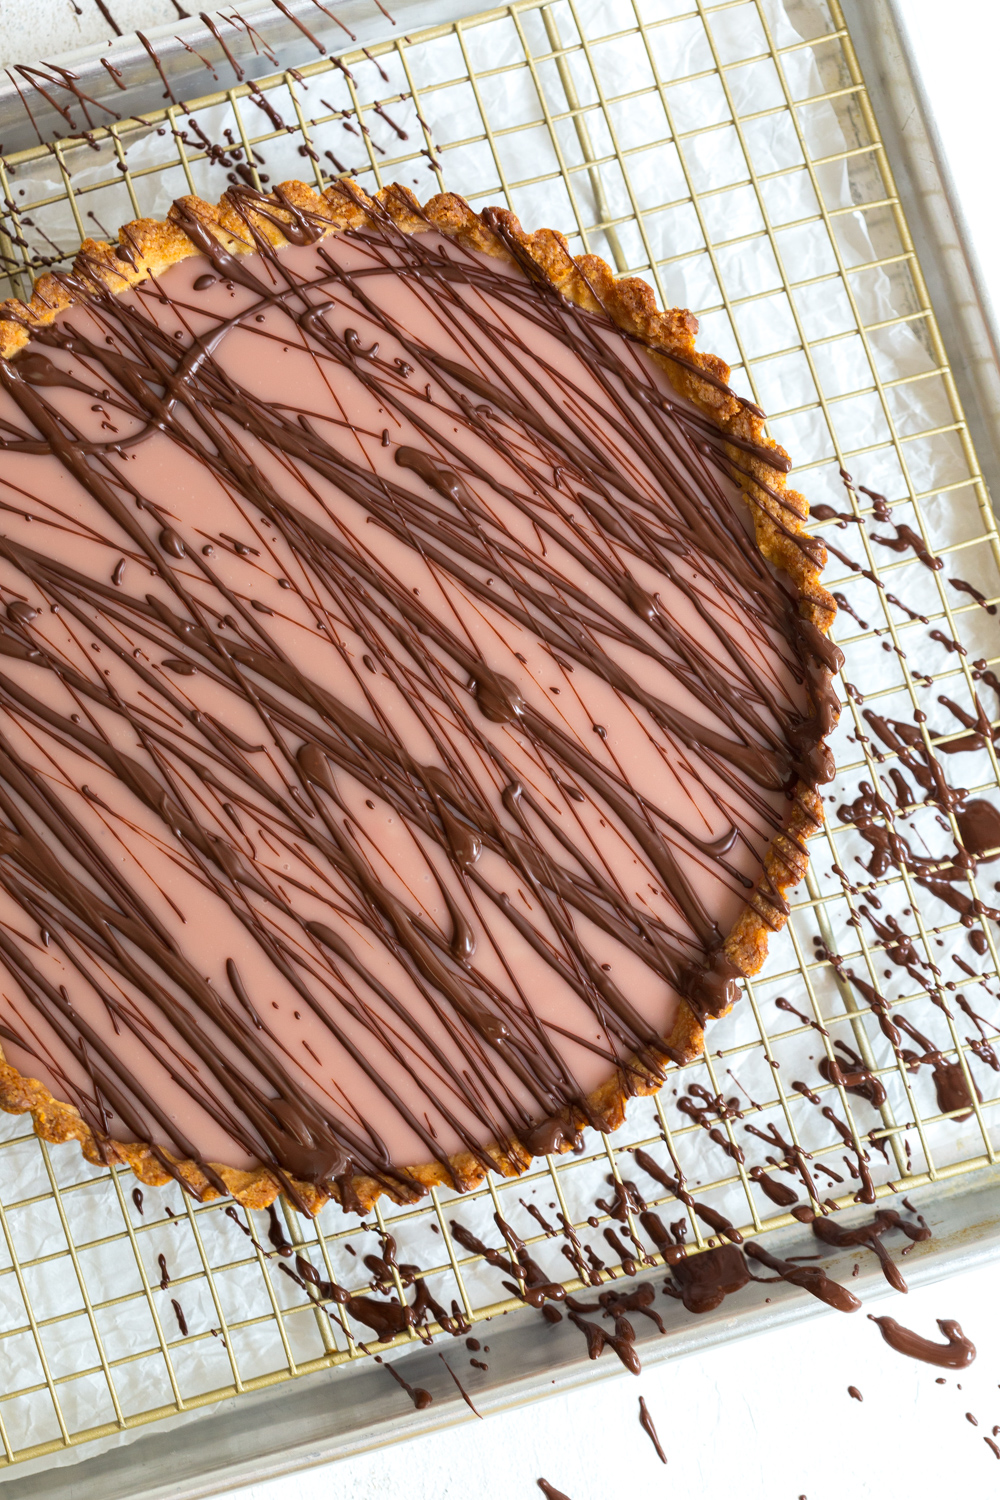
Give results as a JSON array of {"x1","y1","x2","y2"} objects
[
  {"x1": 438, "y1": 1351, "x2": 481, "y2": 1416},
  {"x1": 638, "y1": 1395, "x2": 667, "y2": 1463},
  {"x1": 868, "y1": 1315, "x2": 976, "y2": 1369},
  {"x1": 374, "y1": 1353, "x2": 432, "y2": 1410},
  {"x1": 0, "y1": 182, "x2": 836, "y2": 1209}
]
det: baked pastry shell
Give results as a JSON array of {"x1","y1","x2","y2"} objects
[{"x1": 0, "y1": 179, "x2": 836, "y2": 1216}]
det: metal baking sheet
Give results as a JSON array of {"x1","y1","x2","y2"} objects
[
  {"x1": 0, "y1": 0, "x2": 997, "y2": 1492},
  {"x1": 7, "y1": 1166, "x2": 1000, "y2": 1500}
]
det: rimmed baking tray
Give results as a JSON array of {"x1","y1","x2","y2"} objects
[{"x1": 0, "y1": 0, "x2": 997, "y2": 1493}]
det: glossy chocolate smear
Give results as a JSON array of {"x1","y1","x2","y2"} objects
[{"x1": 0, "y1": 194, "x2": 827, "y2": 1199}]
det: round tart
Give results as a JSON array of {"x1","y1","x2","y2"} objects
[{"x1": 0, "y1": 181, "x2": 837, "y2": 1214}]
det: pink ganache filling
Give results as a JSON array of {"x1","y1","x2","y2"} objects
[{"x1": 0, "y1": 210, "x2": 819, "y2": 1195}]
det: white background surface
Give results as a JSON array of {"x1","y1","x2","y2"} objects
[{"x1": 1, "y1": 2, "x2": 999, "y2": 1496}]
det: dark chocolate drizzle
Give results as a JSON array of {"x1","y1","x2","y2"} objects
[
  {"x1": 375, "y1": 1354, "x2": 432, "y2": 1410},
  {"x1": 868, "y1": 1315, "x2": 975, "y2": 1369},
  {"x1": 667, "y1": 1241, "x2": 749, "y2": 1313},
  {"x1": 809, "y1": 1206, "x2": 930, "y2": 1293},
  {"x1": 0, "y1": 189, "x2": 832, "y2": 1200},
  {"x1": 638, "y1": 1395, "x2": 667, "y2": 1463},
  {"x1": 744, "y1": 1242, "x2": 860, "y2": 1312}
]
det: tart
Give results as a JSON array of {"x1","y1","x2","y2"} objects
[{"x1": 0, "y1": 180, "x2": 837, "y2": 1215}]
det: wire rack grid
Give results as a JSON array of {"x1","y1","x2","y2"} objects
[{"x1": 0, "y1": 0, "x2": 997, "y2": 1472}]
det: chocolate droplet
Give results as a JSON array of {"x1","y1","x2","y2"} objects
[{"x1": 159, "y1": 528, "x2": 186, "y2": 558}]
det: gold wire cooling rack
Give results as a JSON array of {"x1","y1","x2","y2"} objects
[{"x1": 0, "y1": 0, "x2": 997, "y2": 1471}]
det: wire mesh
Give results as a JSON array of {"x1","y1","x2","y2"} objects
[{"x1": 0, "y1": 0, "x2": 997, "y2": 1471}]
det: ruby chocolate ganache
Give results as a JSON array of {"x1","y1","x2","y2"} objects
[{"x1": 0, "y1": 181, "x2": 837, "y2": 1213}]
